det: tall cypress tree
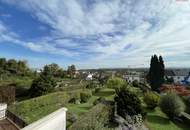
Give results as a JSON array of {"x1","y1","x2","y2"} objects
[
  {"x1": 148, "y1": 55, "x2": 165, "y2": 92},
  {"x1": 159, "y1": 56, "x2": 165, "y2": 86}
]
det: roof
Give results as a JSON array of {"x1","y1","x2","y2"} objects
[
  {"x1": 165, "y1": 69, "x2": 190, "y2": 76},
  {"x1": 173, "y1": 69, "x2": 190, "y2": 76},
  {"x1": 165, "y1": 70, "x2": 175, "y2": 76}
]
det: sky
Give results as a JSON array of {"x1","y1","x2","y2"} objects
[{"x1": 0, "y1": 0, "x2": 190, "y2": 69}]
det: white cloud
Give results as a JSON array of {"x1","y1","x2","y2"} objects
[{"x1": 1, "y1": 0, "x2": 190, "y2": 68}]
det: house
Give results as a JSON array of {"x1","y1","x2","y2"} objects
[
  {"x1": 165, "y1": 69, "x2": 190, "y2": 84},
  {"x1": 123, "y1": 71, "x2": 145, "y2": 83},
  {"x1": 86, "y1": 73, "x2": 93, "y2": 80},
  {"x1": 123, "y1": 74, "x2": 140, "y2": 82}
]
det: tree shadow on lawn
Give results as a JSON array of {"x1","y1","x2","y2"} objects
[{"x1": 147, "y1": 115, "x2": 170, "y2": 125}]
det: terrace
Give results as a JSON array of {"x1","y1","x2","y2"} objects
[{"x1": 0, "y1": 119, "x2": 18, "y2": 130}]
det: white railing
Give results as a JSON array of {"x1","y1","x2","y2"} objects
[
  {"x1": 21, "y1": 108, "x2": 67, "y2": 130},
  {"x1": 0, "y1": 103, "x2": 7, "y2": 120}
]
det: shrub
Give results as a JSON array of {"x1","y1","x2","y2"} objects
[
  {"x1": 86, "y1": 81, "x2": 99, "y2": 89},
  {"x1": 67, "y1": 111, "x2": 78, "y2": 123},
  {"x1": 68, "y1": 98, "x2": 80, "y2": 104},
  {"x1": 68, "y1": 104, "x2": 113, "y2": 130},
  {"x1": 132, "y1": 80, "x2": 139, "y2": 88},
  {"x1": 144, "y1": 92, "x2": 160, "y2": 109},
  {"x1": 160, "y1": 93, "x2": 185, "y2": 118},
  {"x1": 93, "y1": 97, "x2": 106, "y2": 105},
  {"x1": 182, "y1": 96, "x2": 190, "y2": 114},
  {"x1": 106, "y1": 77, "x2": 126, "y2": 89},
  {"x1": 80, "y1": 91, "x2": 92, "y2": 103},
  {"x1": 95, "y1": 88, "x2": 101, "y2": 93},
  {"x1": 114, "y1": 86, "x2": 144, "y2": 118}
]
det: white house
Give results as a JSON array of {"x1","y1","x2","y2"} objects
[
  {"x1": 123, "y1": 74, "x2": 141, "y2": 82},
  {"x1": 123, "y1": 71, "x2": 146, "y2": 83},
  {"x1": 21, "y1": 108, "x2": 67, "y2": 130},
  {"x1": 86, "y1": 73, "x2": 93, "y2": 80}
]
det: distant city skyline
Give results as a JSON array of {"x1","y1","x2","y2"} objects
[{"x1": 0, "y1": 0, "x2": 190, "y2": 69}]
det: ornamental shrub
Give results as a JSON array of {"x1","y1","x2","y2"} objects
[
  {"x1": 144, "y1": 92, "x2": 160, "y2": 109},
  {"x1": 160, "y1": 93, "x2": 185, "y2": 118},
  {"x1": 80, "y1": 91, "x2": 92, "y2": 103},
  {"x1": 114, "y1": 86, "x2": 144, "y2": 118}
]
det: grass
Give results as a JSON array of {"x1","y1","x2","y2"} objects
[
  {"x1": 8, "y1": 87, "x2": 115, "y2": 125},
  {"x1": 93, "y1": 88, "x2": 115, "y2": 100},
  {"x1": 68, "y1": 103, "x2": 113, "y2": 130},
  {"x1": 67, "y1": 88, "x2": 115, "y2": 116},
  {"x1": 66, "y1": 96, "x2": 98, "y2": 116},
  {"x1": 8, "y1": 91, "x2": 76, "y2": 124},
  {"x1": 146, "y1": 107, "x2": 190, "y2": 130}
]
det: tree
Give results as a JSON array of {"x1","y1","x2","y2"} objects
[
  {"x1": 67, "y1": 65, "x2": 76, "y2": 78},
  {"x1": 29, "y1": 64, "x2": 57, "y2": 97},
  {"x1": 159, "y1": 56, "x2": 165, "y2": 84},
  {"x1": 17, "y1": 60, "x2": 28, "y2": 76},
  {"x1": 106, "y1": 77, "x2": 126, "y2": 89},
  {"x1": 29, "y1": 75, "x2": 56, "y2": 97},
  {"x1": 6, "y1": 59, "x2": 17, "y2": 74},
  {"x1": 42, "y1": 63, "x2": 65, "y2": 78},
  {"x1": 0, "y1": 58, "x2": 6, "y2": 69},
  {"x1": 42, "y1": 63, "x2": 59, "y2": 76},
  {"x1": 147, "y1": 55, "x2": 165, "y2": 92},
  {"x1": 0, "y1": 58, "x2": 6, "y2": 80},
  {"x1": 114, "y1": 86, "x2": 144, "y2": 118}
]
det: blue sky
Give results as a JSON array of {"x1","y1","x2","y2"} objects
[{"x1": 0, "y1": 0, "x2": 190, "y2": 69}]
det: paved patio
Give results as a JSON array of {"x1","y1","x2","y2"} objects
[{"x1": 0, "y1": 119, "x2": 19, "y2": 130}]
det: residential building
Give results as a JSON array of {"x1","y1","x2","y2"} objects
[
  {"x1": 165, "y1": 69, "x2": 190, "y2": 84},
  {"x1": 123, "y1": 71, "x2": 145, "y2": 83}
]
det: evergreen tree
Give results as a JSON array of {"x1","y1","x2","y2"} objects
[
  {"x1": 159, "y1": 56, "x2": 165, "y2": 86},
  {"x1": 148, "y1": 55, "x2": 165, "y2": 92}
]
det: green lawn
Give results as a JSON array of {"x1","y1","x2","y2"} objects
[
  {"x1": 146, "y1": 107, "x2": 190, "y2": 130},
  {"x1": 8, "y1": 91, "x2": 74, "y2": 124},
  {"x1": 66, "y1": 96, "x2": 98, "y2": 116},
  {"x1": 66, "y1": 88, "x2": 115, "y2": 116},
  {"x1": 93, "y1": 88, "x2": 115, "y2": 100}
]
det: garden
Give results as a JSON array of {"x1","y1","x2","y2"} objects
[{"x1": 7, "y1": 75, "x2": 190, "y2": 130}]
